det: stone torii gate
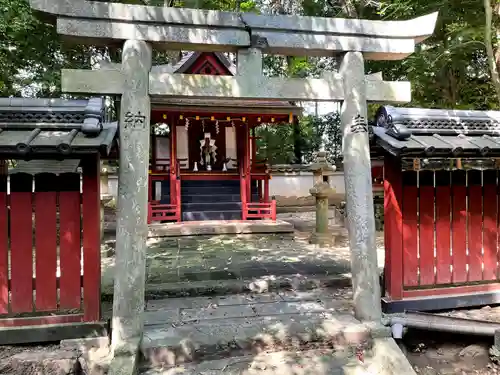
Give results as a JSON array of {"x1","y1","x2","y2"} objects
[{"x1": 30, "y1": 0, "x2": 437, "y2": 364}]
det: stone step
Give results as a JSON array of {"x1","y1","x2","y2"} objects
[
  {"x1": 139, "y1": 289, "x2": 379, "y2": 367},
  {"x1": 182, "y1": 180, "x2": 241, "y2": 187},
  {"x1": 181, "y1": 202, "x2": 242, "y2": 211},
  {"x1": 162, "y1": 195, "x2": 260, "y2": 204},
  {"x1": 140, "y1": 338, "x2": 414, "y2": 375},
  {"x1": 181, "y1": 188, "x2": 240, "y2": 196},
  {"x1": 181, "y1": 194, "x2": 241, "y2": 203},
  {"x1": 100, "y1": 273, "x2": 352, "y2": 300},
  {"x1": 182, "y1": 210, "x2": 242, "y2": 221},
  {"x1": 140, "y1": 348, "x2": 361, "y2": 375}
]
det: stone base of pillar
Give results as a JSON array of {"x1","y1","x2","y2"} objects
[
  {"x1": 107, "y1": 352, "x2": 139, "y2": 375},
  {"x1": 309, "y1": 231, "x2": 337, "y2": 247}
]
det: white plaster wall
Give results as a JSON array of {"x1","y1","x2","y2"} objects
[
  {"x1": 109, "y1": 175, "x2": 118, "y2": 197},
  {"x1": 104, "y1": 172, "x2": 346, "y2": 200},
  {"x1": 269, "y1": 172, "x2": 345, "y2": 198}
]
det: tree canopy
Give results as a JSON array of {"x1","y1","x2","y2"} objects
[{"x1": 2, "y1": 0, "x2": 500, "y2": 163}]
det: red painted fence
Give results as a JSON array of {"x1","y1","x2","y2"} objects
[
  {"x1": 0, "y1": 159, "x2": 101, "y2": 327},
  {"x1": 244, "y1": 201, "x2": 277, "y2": 221},
  {"x1": 148, "y1": 201, "x2": 181, "y2": 223},
  {"x1": 384, "y1": 157, "x2": 500, "y2": 310}
]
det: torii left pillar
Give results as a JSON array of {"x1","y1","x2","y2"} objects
[{"x1": 112, "y1": 40, "x2": 152, "y2": 360}]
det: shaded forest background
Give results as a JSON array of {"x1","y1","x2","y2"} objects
[{"x1": 2, "y1": 0, "x2": 500, "y2": 166}]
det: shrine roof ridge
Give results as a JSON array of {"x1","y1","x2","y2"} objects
[
  {"x1": 0, "y1": 96, "x2": 117, "y2": 158},
  {"x1": 0, "y1": 97, "x2": 93, "y2": 112},
  {"x1": 372, "y1": 106, "x2": 500, "y2": 158},
  {"x1": 375, "y1": 105, "x2": 500, "y2": 135}
]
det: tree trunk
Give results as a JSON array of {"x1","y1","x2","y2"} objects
[{"x1": 484, "y1": 0, "x2": 500, "y2": 107}]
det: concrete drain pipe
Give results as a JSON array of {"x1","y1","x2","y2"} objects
[{"x1": 385, "y1": 311, "x2": 500, "y2": 340}]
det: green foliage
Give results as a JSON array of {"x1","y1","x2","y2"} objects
[
  {"x1": 372, "y1": 0, "x2": 497, "y2": 110},
  {"x1": 255, "y1": 113, "x2": 341, "y2": 165},
  {"x1": 255, "y1": 124, "x2": 295, "y2": 164},
  {"x1": 4, "y1": 0, "x2": 500, "y2": 164}
]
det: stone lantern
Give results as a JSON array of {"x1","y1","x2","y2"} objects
[
  {"x1": 100, "y1": 163, "x2": 114, "y2": 240},
  {"x1": 309, "y1": 151, "x2": 336, "y2": 245}
]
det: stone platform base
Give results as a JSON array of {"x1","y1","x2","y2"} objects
[
  {"x1": 147, "y1": 220, "x2": 294, "y2": 237},
  {"x1": 309, "y1": 232, "x2": 338, "y2": 246}
]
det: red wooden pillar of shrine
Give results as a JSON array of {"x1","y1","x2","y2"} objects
[
  {"x1": 150, "y1": 130, "x2": 157, "y2": 172},
  {"x1": 170, "y1": 118, "x2": 181, "y2": 221},
  {"x1": 170, "y1": 117, "x2": 177, "y2": 207},
  {"x1": 246, "y1": 122, "x2": 252, "y2": 202},
  {"x1": 240, "y1": 122, "x2": 250, "y2": 219},
  {"x1": 264, "y1": 177, "x2": 270, "y2": 203}
]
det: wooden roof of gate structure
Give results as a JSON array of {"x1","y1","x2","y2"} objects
[
  {"x1": 0, "y1": 97, "x2": 117, "y2": 159},
  {"x1": 371, "y1": 106, "x2": 500, "y2": 158},
  {"x1": 148, "y1": 52, "x2": 303, "y2": 117}
]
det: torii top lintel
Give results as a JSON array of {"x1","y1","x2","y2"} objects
[{"x1": 30, "y1": 0, "x2": 438, "y2": 60}]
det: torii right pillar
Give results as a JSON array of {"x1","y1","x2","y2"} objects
[{"x1": 340, "y1": 52, "x2": 382, "y2": 322}]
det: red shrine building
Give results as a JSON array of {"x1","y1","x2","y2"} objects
[{"x1": 145, "y1": 52, "x2": 302, "y2": 222}]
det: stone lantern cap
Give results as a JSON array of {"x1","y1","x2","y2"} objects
[{"x1": 310, "y1": 151, "x2": 336, "y2": 174}]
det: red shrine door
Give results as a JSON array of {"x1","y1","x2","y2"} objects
[{"x1": 188, "y1": 120, "x2": 226, "y2": 171}]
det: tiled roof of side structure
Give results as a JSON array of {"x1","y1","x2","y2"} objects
[
  {"x1": 10, "y1": 159, "x2": 81, "y2": 175},
  {"x1": 371, "y1": 106, "x2": 500, "y2": 157},
  {"x1": 0, "y1": 97, "x2": 117, "y2": 158}
]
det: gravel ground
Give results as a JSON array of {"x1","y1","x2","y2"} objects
[
  {"x1": 402, "y1": 330, "x2": 498, "y2": 375},
  {"x1": 401, "y1": 305, "x2": 500, "y2": 375}
]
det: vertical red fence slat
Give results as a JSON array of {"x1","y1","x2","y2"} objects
[
  {"x1": 34, "y1": 173, "x2": 58, "y2": 311},
  {"x1": 483, "y1": 170, "x2": 498, "y2": 281},
  {"x1": 435, "y1": 171, "x2": 452, "y2": 284},
  {"x1": 264, "y1": 178, "x2": 270, "y2": 203},
  {"x1": 383, "y1": 157, "x2": 403, "y2": 299},
  {"x1": 9, "y1": 173, "x2": 34, "y2": 313},
  {"x1": 402, "y1": 170, "x2": 419, "y2": 288},
  {"x1": 418, "y1": 171, "x2": 435, "y2": 286},
  {"x1": 82, "y1": 157, "x2": 101, "y2": 321},
  {"x1": 468, "y1": 170, "x2": 483, "y2": 281},
  {"x1": 0, "y1": 173, "x2": 8, "y2": 314},
  {"x1": 58, "y1": 173, "x2": 82, "y2": 309},
  {"x1": 452, "y1": 170, "x2": 468, "y2": 283}
]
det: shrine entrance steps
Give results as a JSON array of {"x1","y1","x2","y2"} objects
[{"x1": 173, "y1": 179, "x2": 258, "y2": 221}]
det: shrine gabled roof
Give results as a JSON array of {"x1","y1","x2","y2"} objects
[
  {"x1": 0, "y1": 97, "x2": 117, "y2": 158},
  {"x1": 172, "y1": 52, "x2": 236, "y2": 75},
  {"x1": 371, "y1": 106, "x2": 500, "y2": 157},
  {"x1": 150, "y1": 51, "x2": 302, "y2": 115}
]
